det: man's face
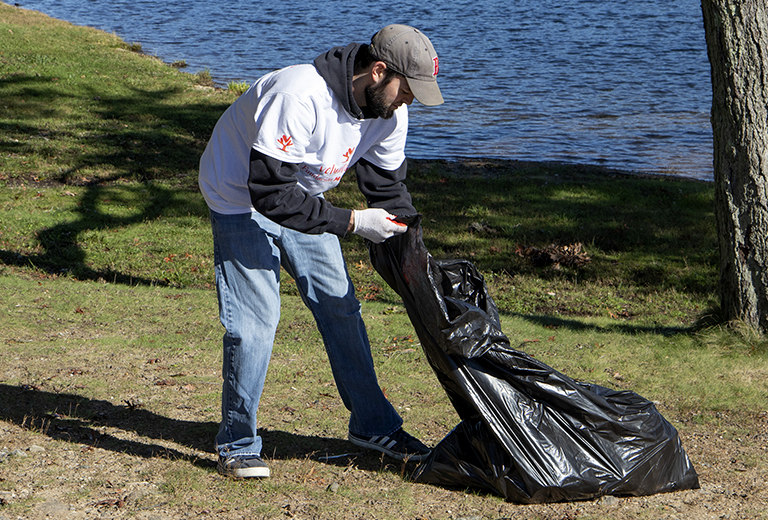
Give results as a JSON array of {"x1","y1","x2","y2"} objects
[{"x1": 365, "y1": 74, "x2": 415, "y2": 119}]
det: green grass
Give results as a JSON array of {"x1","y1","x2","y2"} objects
[
  {"x1": 0, "y1": 4, "x2": 235, "y2": 184},
  {"x1": 226, "y1": 80, "x2": 250, "y2": 95},
  {"x1": 1, "y1": 3, "x2": 767, "y2": 519}
]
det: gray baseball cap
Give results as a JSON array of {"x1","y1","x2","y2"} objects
[{"x1": 369, "y1": 24, "x2": 444, "y2": 106}]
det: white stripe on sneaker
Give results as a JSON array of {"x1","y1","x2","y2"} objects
[{"x1": 348, "y1": 429, "x2": 431, "y2": 462}]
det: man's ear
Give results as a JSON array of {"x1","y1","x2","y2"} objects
[{"x1": 370, "y1": 61, "x2": 388, "y2": 82}]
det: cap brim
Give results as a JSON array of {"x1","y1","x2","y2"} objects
[{"x1": 406, "y1": 77, "x2": 444, "y2": 106}]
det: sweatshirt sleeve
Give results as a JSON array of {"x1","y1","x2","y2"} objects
[
  {"x1": 248, "y1": 148, "x2": 352, "y2": 236},
  {"x1": 355, "y1": 157, "x2": 417, "y2": 216}
]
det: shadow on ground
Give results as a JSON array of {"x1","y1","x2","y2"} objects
[{"x1": 0, "y1": 384, "x2": 414, "y2": 474}]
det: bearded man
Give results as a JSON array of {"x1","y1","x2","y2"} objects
[{"x1": 198, "y1": 24, "x2": 443, "y2": 478}]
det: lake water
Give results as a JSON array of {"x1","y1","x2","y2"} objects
[{"x1": 16, "y1": 0, "x2": 714, "y2": 180}]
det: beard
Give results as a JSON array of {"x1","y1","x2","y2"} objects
[{"x1": 364, "y1": 80, "x2": 396, "y2": 119}]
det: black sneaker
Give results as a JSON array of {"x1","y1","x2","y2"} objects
[
  {"x1": 217, "y1": 455, "x2": 270, "y2": 478},
  {"x1": 348, "y1": 428, "x2": 431, "y2": 462}
]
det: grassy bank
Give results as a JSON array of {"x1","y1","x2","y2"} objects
[{"x1": 1, "y1": 3, "x2": 767, "y2": 519}]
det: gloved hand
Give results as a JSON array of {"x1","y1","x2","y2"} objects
[{"x1": 352, "y1": 208, "x2": 407, "y2": 243}]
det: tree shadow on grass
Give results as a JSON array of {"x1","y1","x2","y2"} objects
[
  {"x1": 0, "y1": 384, "x2": 414, "y2": 475},
  {"x1": 1, "y1": 74, "x2": 223, "y2": 184},
  {"x1": 511, "y1": 313, "x2": 693, "y2": 336},
  {"x1": 1, "y1": 74, "x2": 226, "y2": 286},
  {"x1": 0, "y1": 177, "x2": 191, "y2": 286},
  {"x1": 409, "y1": 159, "x2": 717, "y2": 297}
]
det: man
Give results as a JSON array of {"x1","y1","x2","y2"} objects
[{"x1": 198, "y1": 24, "x2": 443, "y2": 478}]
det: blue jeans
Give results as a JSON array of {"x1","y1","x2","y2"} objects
[{"x1": 210, "y1": 210, "x2": 402, "y2": 458}]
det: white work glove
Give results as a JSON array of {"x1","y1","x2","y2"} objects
[{"x1": 352, "y1": 208, "x2": 407, "y2": 243}]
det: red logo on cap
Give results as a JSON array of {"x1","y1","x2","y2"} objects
[{"x1": 433, "y1": 56, "x2": 439, "y2": 76}]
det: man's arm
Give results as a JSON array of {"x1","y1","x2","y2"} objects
[
  {"x1": 355, "y1": 157, "x2": 417, "y2": 215},
  {"x1": 249, "y1": 150, "x2": 408, "y2": 243},
  {"x1": 247, "y1": 148, "x2": 352, "y2": 236}
]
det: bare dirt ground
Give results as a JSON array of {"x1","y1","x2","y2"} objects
[{"x1": 1, "y1": 401, "x2": 766, "y2": 520}]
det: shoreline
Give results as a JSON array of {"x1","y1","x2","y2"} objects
[
  {"x1": 407, "y1": 157, "x2": 713, "y2": 184},
  {"x1": 7, "y1": 2, "x2": 714, "y2": 185}
]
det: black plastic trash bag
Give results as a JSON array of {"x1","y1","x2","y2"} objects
[{"x1": 368, "y1": 217, "x2": 699, "y2": 503}]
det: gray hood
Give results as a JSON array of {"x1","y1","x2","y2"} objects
[{"x1": 313, "y1": 43, "x2": 369, "y2": 120}]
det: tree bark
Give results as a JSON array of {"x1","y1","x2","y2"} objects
[{"x1": 701, "y1": 0, "x2": 768, "y2": 332}]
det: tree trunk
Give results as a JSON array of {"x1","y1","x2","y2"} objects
[{"x1": 701, "y1": 0, "x2": 768, "y2": 332}]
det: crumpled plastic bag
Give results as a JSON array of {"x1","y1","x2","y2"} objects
[{"x1": 368, "y1": 217, "x2": 699, "y2": 503}]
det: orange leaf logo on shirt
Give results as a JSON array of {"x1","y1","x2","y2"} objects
[
  {"x1": 342, "y1": 147, "x2": 355, "y2": 162},
  {"x1": 277, "y1": 134, "x2": 293, "y2": 152}
]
